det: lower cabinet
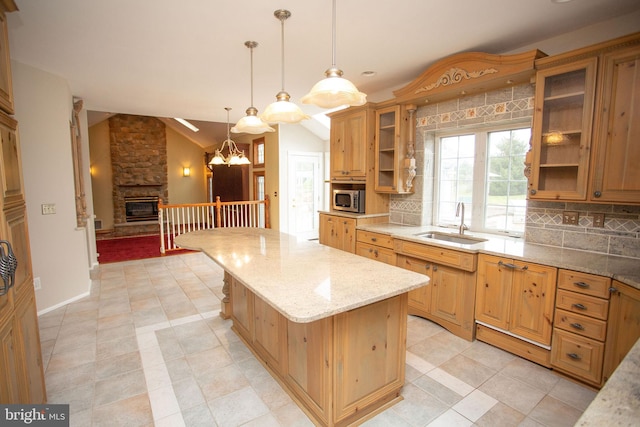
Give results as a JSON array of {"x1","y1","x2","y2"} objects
[
  {"x1": 319, "y1": 213, "x2": 389, "y2": 253},
  {"x1": 229, "y1": 276, "x2": 407, "y2": 426},
  {"x1": 395, "y1": 239, "x2": 477, "y2": 341},
  {"x1": 602, "y1": 280, "x2": 640, "y2": 383},
  {"x1": 475, "y1": 254, "x2": 557, "y2": 367},
  {"x1": 355, "y1": 230, "x2": 396, "y2": 265}
]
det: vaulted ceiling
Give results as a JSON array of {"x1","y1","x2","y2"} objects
[{"x1": 7, "y1": 0, "x2": 640, "y2": 145}]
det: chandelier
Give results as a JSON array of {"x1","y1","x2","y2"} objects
[{"x1": 208, "y1": 108, "x2": 251, "y2": 166}]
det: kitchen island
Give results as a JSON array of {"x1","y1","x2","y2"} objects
[{"x1": 175, "y1": 228, "x2": 429, "y2": 426}]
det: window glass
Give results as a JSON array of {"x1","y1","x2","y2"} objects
[{"x1": 435, "y1": 126, "x2": 529, "y2": 235}]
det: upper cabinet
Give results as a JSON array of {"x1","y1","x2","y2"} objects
[
  {"x1": 529, "y1": 58, "x2": 598, "y2": 200},
  {"x1": 329, "y1": 106, "x2": 371, "y2": 180},
  {"x1": 589, "y1": 44, "x2": 640, "y2": 203},
  {"x1": 374, "y1": 104, "x2": 417, "y2": 194},
  {"x1": 528, "y1": 32, "x2": 640, "y2": 204}
]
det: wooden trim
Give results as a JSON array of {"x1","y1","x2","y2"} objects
[{"x1": 393, "y1": 49, "x2": 546, "y2": 105}]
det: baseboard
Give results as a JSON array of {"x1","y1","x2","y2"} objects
[{"x1": 37, "y1": 281, "x2": 92, "y2": 316}]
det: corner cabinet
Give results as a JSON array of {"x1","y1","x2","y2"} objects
[
  {"x1": 528, "y1": 33, "x2": 640, "y2": 204},
  {"x1": 589, "y1": 44, "x2": 640, "y2": 203},
  {"x1": 374, "y1": 104, "x2": 416, "y2": 194},
  {"x1": 318, "y1": 213, "x2": 389, "y2": 253},
  {"x1": 529, "y1": 58, "x2": 597, "y2": 200}
]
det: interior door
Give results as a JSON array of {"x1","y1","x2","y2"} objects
[{"x1": 288, "y1": 152, "x2": 322, "y2": 240}]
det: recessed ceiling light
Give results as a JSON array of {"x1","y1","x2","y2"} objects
[{"x1": 361, "y1": 71, "x2": 376, "y2": 77}]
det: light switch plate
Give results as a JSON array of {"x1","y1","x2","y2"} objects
[
  {"x1": 41, "y1": 203, "x2": 56, "y2": 215},
  {"x1": 562, "y1": 211, "x2": 579, "y2": 225},
  {"x1": 592, "y1": 213, "x2": 605, "y2": 228}
]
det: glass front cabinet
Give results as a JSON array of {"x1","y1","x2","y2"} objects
[{"x1": 528, "y1": 57, "x2": 597, "y2": 201}]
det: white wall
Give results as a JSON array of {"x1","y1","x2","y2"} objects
[
  {"x1": 12, "y1": 61, "x2": 92, "y2": 313},
  {"x1": 277, "y1": 125, "x2": 327, "y2": 233}
]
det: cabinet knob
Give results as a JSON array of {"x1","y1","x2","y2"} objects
[
  {"x1": 433, "y1": 266, "x2": 438, "y2": 272},
  {"x1": 609, "y1": 286, "x2": 618, "y2": 294},
  {"x1": 530, "y1": 189, "x2": 537, "y2": 195},
  {"x1": 593, "y1": 191, "x2": 601, "y2": 198}
]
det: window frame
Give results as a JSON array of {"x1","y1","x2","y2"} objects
[
  {"x1": 253, "y1": 137, "x2": 265, "y2": 167},
  {"x1": 433, "y1": 120, "x2": 531, "y2": 237}
]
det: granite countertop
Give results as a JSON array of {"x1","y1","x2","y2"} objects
[
  {"x1": 174, "y1": 228, "x2": 429, "y2": 323},
  {"x1": 354, "y1": 222, "x2": 640, "y2": 290},
  {"x1": 576, "y1": 337, "x2": 640, "y2": 426}
]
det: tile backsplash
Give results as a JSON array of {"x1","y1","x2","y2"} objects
[{"x1": 525, "y1": 201, "x2": 640, "y2": 259}]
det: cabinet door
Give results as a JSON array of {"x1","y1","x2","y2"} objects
[
  {"x1": 509, "y1": 261, "x2": 557, "y2": 346},
  {"x1": 340, "y1": 217, "x2": 356, "y2": 253},
  {"x1": 602, "y1": 281, "x2": 640, "y2": 382},
  {"x1": 330, "y1": 118, "x2": 347, "y2": 179},
  {"x1": 475, "y1": 255, "x2": 512, "y2": 330},
  {"x1": 253, "y1": 297, "x2": 286, "y2": 374},
  {"x1": 529, "y1": 58, "x2": 597, "y2": 200},
  {"x1": 14, "y1": 293, "x2": 45, "y2": 404},
  {"x1": 0, "y1": 317, "x2": 19, "y2": 403},
  {"x1": 430, "y1": 264, "x2": 472, "y2": 328},
  {"x1": 374, "y1": 105, "x2": 400, "y2": 192},
  {"x1": 0, "y1": 10, "x2": 13, "y2": 115},
  {"x1": 397, "y1": 254, "x2": 432, "y2": 314},
  {"x1": 343, "y1": 110, "x2": 368, "y2": 178},
  {"x1": 590, "y1": 46, "x2": 640, "y2": 203},
  {"x1": 230, "y1": 278, "x2": 253, "y2": 341}
]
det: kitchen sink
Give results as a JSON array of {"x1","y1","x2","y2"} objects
[{"x1": 413, "y1": 231, "x2": 488, "y2": 245}]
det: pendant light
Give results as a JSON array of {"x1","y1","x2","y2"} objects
[
  {"x1": 261, "y1": 9, "x2": 309, "y2": 124},
  {"x1": 301, "y1": 0, "x2": 367, "y2": 109},
  {"x1": 209, "y1": 108, "x2": 251, "y2": 166},
  {"x1": 231, "y1": 41, "x2": 275, "y2": 134}
]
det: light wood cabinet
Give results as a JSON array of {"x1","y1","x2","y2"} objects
[
  {"x1": 395, "y1": 240, "x2": 477, "y2": 341},
  {"x1": 475, "y1": 254, "x2": 557, "y2": 366},
  {"x1": 528, "y1": 33, "x2": 640, "y2": 205},
  {"x1": 330, "y1": 107, "x2": 369, "y2": 180},
  {"x1": 319, "y1": 213, "x2": 389, "y2": 253},
  {"x1": 551, "y1": 269, "x2": 611, "y2": 386},
  {"x1": 589, "y1": 44, "x2": 640, "y2": 203},
  {"x1": 374, "y1": 104, "x2": 416, "y2": 194},
  {"x1": 0, "y1": 2, "x2": 45, "y2": 400},
  {"x1": 319, "y1": 213, "x2": 356, "y2": 253},
  {"x1": 602, "y1": 280, "x2": 640, "y2": 383},
  {"x1": 229, "y1": 271, "x2": 408, "y2": 426},
  {"x1": 529, "y1": 58, "x2": 597, "y2": 200},
  {"x1": 355, "y1": 230, "x2": 396, "y2": 265}
]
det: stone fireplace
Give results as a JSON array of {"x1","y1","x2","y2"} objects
[{"x1": 109, "y1": 114, "x2": 168, "y2": 236}]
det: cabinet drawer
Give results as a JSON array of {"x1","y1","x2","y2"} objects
[
  {"x1": 394, "y1": 240, "x2": 476, "y2": 272},
  {"x1": 355, "y1": 242, "x2": 396, "y2": 265},
  {"x1": 396, "y1": 254, "x2": 432, "y2": 276},
  {"x1": 554, "y1": 308, "x2": 607, "y2": 341},
  {"x1": 555, "y1": 289, "x2": 609, "y2": 320},
  {"x1": 558, "y1": 270, "x2": 611, "y2": 299},
  {"x1": 356, "y1": 230, "x2": 394, "y2": 249},
  {"x1": 551, "y1": 328, "x2": 604, "y2": 385}
]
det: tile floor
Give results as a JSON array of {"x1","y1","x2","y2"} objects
[{"x1": 38, "y1": 252, "x2": 597, "y2": 426}]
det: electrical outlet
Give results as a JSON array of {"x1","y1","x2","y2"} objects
[
  {"x1": 562, "y1": 211, "x2": 579, "y2": 225},
  {"x1": 592, "y1": 213, "x2": 605, "y2": 228},
  {"x1": 41, "y1": 203, "x2": 56, "y2": 215},
  {"x1": 33, "y1": 277, "x2": 41, "y2": 290}
]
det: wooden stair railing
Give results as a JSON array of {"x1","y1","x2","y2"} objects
[{"x1": 158, "y1": 195, "x2": 270, "y2": 254}]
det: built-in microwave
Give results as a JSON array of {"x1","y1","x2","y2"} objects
[{"x1": 333, "y1": 189, "x2": 365, "y2": 213}]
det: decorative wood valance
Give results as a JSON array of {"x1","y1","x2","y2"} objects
[{"x1": 393, "y1": 49, "x2": 546, "y2": 105}]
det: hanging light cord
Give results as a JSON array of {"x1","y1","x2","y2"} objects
[
  {"x1": 331, "y1": 0, "x2": 337, "y2": 68},
  {"x1": 279, "y1": 14, "x2": 286, "y2": 92},
  {"x1": 249, "y1": 44, "x2": 255, "y2": 107}
]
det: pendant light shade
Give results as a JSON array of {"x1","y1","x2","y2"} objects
[
  {"x1": 261, "y1": 9, "x2": 309, "y2": 124},
  {"x1": 209, "y1": 108, "x2": 251, "y2": 166},
  {"x1": 231, "y1": 41, "x2": 275, "y2": 134},
  {"x1": 301, "y1": 0, "x2": 367, "y2": 109}
]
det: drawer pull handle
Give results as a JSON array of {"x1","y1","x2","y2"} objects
[
  {"x1": 567, "y1": 353, "x2": 582, "y2": 360},
  {"x1": 371, "y1": 237, "x2": 377, "y2": 242},
  {"x1": 572, "y1": 303, "x2": 587, "y2": 310},
  {"x1": 574, "y1": 281, "x2": 590, "y2": 288},
  {"x1": 498, "y1": 261, "x2": 528, "y2": 271},
  {"x1": 570, "y1": 323, "x2": 584, "y2": 330}
]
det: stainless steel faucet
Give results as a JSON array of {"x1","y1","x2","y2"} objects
[{"x1": 456, "y1": 202, "x2": 468, "y2": 235}]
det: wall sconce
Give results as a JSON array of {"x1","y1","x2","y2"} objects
[{"x1": 183, "y1": 167, "x2": 191, "y2": 177}]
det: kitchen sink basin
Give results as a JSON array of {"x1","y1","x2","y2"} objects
[{"x1": 413, "y1": 231, "x2": 487, "y2": 245}]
